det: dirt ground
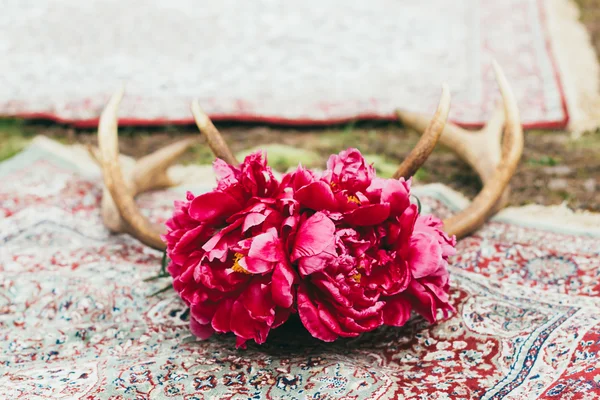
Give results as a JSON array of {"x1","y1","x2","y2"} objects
[
  {"x1": 10, "y1": 119, "x2": 597, "y2": 213},
  {"x1": 1, "y1": 1, "x2": 600, "y2": 212}
]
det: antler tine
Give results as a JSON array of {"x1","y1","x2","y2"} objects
[
  {"x1": 397, "y1": 102, "x2": 510, "y2": 213},
  {"x1": 97, "y1": 88, "x2": 168, "y2": 250},
  {"x1": 96, "y1": 92, "x2": 238, "y2": 250},
  {"x1": 397, "y1": 61, "x2": 524, "y2": 239},
  {"x1": 191, "y1": 100, "x2": 238, "y2": 165},
  {"x1": 91, "y1": 138, "x2": 196, "y2": 236},
  {"x1": 397, "y1": 103, "x2": 504, "y2": 186},
  {"x1": 393, "y1": 84, "x2": 451, "y2": 180},
  {"x1": 132, "y1": 137, "x2": 196, "y2": 193},
  {"x1": 86, "y1": 143, "x2": 102, "y2": 164},
  {"x1": 443, "y1": 61, "x2": 523, "y2": 238}
]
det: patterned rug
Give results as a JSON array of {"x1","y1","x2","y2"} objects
[
  {"x1": 1, "y1": 137, "x2": 600, "y2": 399},
  {"x1": 1, "y1": 0, "x2": 599, "y2": 130}
]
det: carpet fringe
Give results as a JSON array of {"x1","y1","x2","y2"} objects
[
  {"x1": 500, "y1": 203, "x2": 600, "y2": 234},
  {"x1": 547, "y1": 0, "x2": 600, "y2": 137},
  {"x1": 414, "y1": 182, "x2": 600, "y2": 234}
]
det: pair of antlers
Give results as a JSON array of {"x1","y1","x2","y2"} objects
[{"x1": 93, "y1": 62, "x2": 523, "y2": 251}]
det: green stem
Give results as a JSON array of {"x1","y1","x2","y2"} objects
[
  {"x1": 143, "y1": 273, "x2": 170, "y2": 282},
  {"x1": 411, "y1": 194, "x2": 422, "y2": 214},
  {"x1": 148, "y1": 283, "x2": 173, "y2": 297},
  {"x1": 144, "y1": 251, "x2": 170, "y2": 282},
  {"x1": 161, "y1": 251, "x2": 168, "y2": 275}
]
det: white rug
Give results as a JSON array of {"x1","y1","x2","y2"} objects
[{"x1": 0, "y1": 0, "x2": 598, "y2": 130}]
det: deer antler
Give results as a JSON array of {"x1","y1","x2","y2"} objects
[
  {"x1": 397, "y1": 61, "x2": 524, "y2": 238},
  {"x1": 393, "y1": 84, "x2": 451, "y2": 180},
  {"x1": 95, "y1": 62, "x2": 522, "y2": 249},
  {"x1": 88, "y1": 138, "x2": 196, "y2": 235},
  {"x1": 95, "y1": 89, "x2": 236, "y2": 250}
]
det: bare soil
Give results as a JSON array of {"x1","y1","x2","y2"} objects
[{"x1": 26, "y1": 120, "x2": 600, "y2": 212}]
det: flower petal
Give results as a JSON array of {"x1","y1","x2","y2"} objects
[
  {"x1": 196, "y1": 257, "x2": 247, "y2": 292},
  {"x1": 338, "y1": 314, "x2": 382, "y2": 334},
  {"x1": 240, "y1": 281, "x2": 276, "y2": 324},
  {"x1": 242, "y1": 256, "x2": 272, "y2": 275},
  {"x1": 297, "y1": 284, "x2": 338, "y2": 342},
  {"x1": 287, "y1": 165, "x2": 318, "y2": 192},
  {"x1": 211, "y1": 298, "x2": 234, "y2": 333},
  {"x1": 405, "y1": 280, "x2": 438, "y2": 323},
  {"x1": 326, "y1": 148, "x2": 374, "y2": 192},
  {"x1": 235, "y1": 336, "x2": 248, "y2": 349},
  {"x1": 365, "y1": 177, "x2": 387, "y2": 200},
  {"x1": 382, "y1": 297, "x2": 412, "y2": 327},
  {"x1": 311, "y1": 274, "x2": 352, "y2": 307},
  {"x1": 272, "y1": 307, "x2": 293, "y2": 329},
  {"x1": 243, "y1": 229, "x2": 284, "y2": 274},
  {"x1": 409, "y1": 232, "x2": 443, "y2": 279},
  {"x1": 213, "y1": 158, "x2": 239, "y2": 187},
  {"x1": 295, "y1": 181, "x2": 337, "y2": 211},
  {"x1": 272, "y1": 263, "x2": 296, "y2": 308},
  {"x1": 248, "y1": 228, "x2": 283, "y2": 262},
  {"x1": 189, "y1": 292, "x2": 218, "y2": 325},
  {"x1": 414, "y1": 214, "x2": 457, "y2": 258},
  {"x1": 344, "y1": 203, "x2": 390, "y2": 226},
  {"x1": 231, "y1": 299, "x2": 271, "y2": 344},
  {"x1": 189, "y1": 317, "x2": 215, "y2": 340},
  {"x1": 316, "y1": 305, "x2": 348, "y2": 336},
  {"x1": 190, "y1": 191, "x2": 242, "y2": 222},
  {"x1": 397, "y1": 203, "x2": 418, "y2": 246},
  {"x1": 292, "y1": 212, "x2": 336, "y2": 260},
  {"x1": 242, "y1": 212, "x2": 268, "y2": 233},
  {"x1": 201, "y1": 219, "x2": 243, "y2": 261},
  {"x1": 170, "y1": 224, "x2": 209, "y2": 264},
  {"x1": 297, "y1": 252, "x2": 335, "y2": 277},
  {"x1": 381, "y1": 178, "x2": 411, "y2": 217}
]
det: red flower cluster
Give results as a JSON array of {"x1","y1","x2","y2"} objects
[{"x1": 164, "y1": 149, "x2": 455, "y2": 348}]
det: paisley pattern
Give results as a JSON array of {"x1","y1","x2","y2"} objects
[{"x1": 1, "y1": 141, "x2": 600, "y2": 399}]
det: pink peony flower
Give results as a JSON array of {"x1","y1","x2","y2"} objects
[
  {"x1": 164, "y1": 152, "x2": 298, "y2": 348},
  {"x1": 325, "y1": 148, "x2": 375, "y2": 192},
  {"x1": 287, "y1": 149, "x2": 456, "y2": 341},
  {"x1": 165, "y1": 147, "x2": 455, "y2": 347},
  {"x1": 404, "y1": 214, "x2": 456, "y2": 323},
  {"x1": 290, "y1": 148, "x2": 411, "y2": 227}
]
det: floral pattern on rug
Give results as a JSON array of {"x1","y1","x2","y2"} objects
[{"x1": 1, "y1": 143, "x2": 599, "y2": 399}]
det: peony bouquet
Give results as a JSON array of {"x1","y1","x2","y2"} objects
[{"x1": 163, "y1": 149, "x2": 456, "y2": 348}]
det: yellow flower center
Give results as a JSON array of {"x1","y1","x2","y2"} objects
[
  {"x1": 231, "y1": 252, "x2": 250, "y2": 274},
  {"x1": 347, "y1": 194, "x2": 361, "y2": 205},
  {"x1": 350, "y1": 263, "x2": 365, "y2": 283}
]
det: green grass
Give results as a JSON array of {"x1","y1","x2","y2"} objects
[
  {"x1": 184, "y1": 143, "x2": 218, "y2": 165},
  {"x1": 568, "y1": 131, "x2": 600, "y2": 151},
  {"x1": 527, "y1": 155, "x2": 560, "y2": 167},
  {"x1": 236, "y1": 144, "x2": 322, "y2": 172},
  {"x1": 362, "y1": 154, "x2": 398, "y2": 178},
  {"x1": 413, "y1": 167, "x2": 430, "y2": 182},
  {"x1": 0, "y1": 119, "x2": 34, "y2": 162}
]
